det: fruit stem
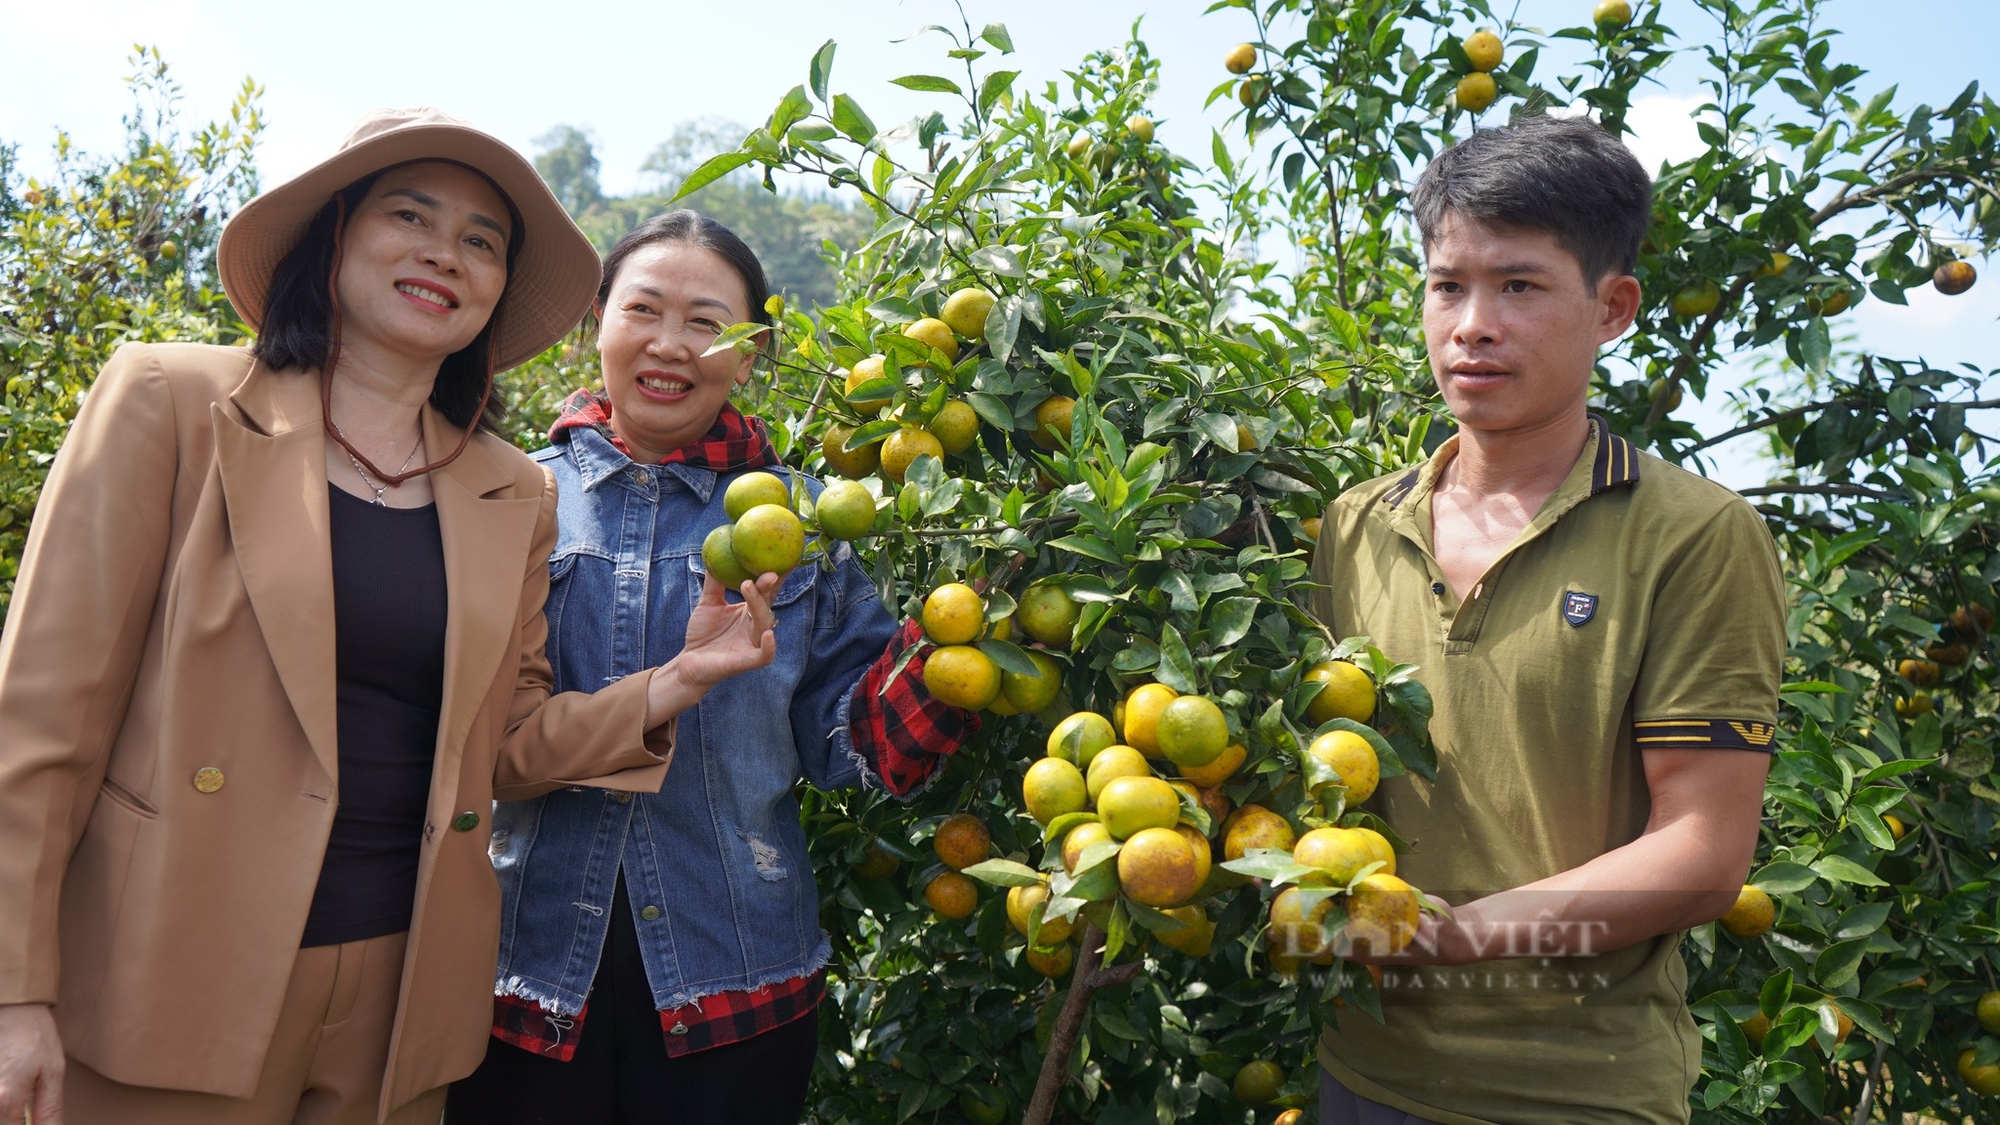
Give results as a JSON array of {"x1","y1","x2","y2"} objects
[{"x1": 1022, "y1": 923, "x2": 1144, "y2": 1125}]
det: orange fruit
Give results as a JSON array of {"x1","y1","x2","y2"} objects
[
  {"x1": 1031, "y1": 395, "x2": 1076, "y2": 449},
  {"x1": 1023, "y1": 758, "x2": 1089, "y2": 824},
  {"x1": 724, "y1": 472, "x2": 791, "y2": 520},
  {"x1": 1006, "y1": 881, "x2": 1075, "y2": 944},
  {"x1": 903, "y1": 317, "x2": 959, "y2": 362},
  {"x1": 1306, "y1": 730, "x2": 1381, "y2": 803},
  {"x1": 1224, "y1": 43, "x2": 1257, "y2": 74},
  {"x1": 1463, "y1": 29, "x2": 1503, "y2": 72},
  {"x1": 1352, "y1": 826, "x2": 1396, "y2": 876},
  {"x1": 845, "y1": 355, "x2": 892, "y2": 409},
  {"x1": 1232, "y1": 1060, "x2": 1285, "y2": 1106},
  {"x1": 1455, "y1": 72, "x2": 1497, "y2": 113},
  {"x1": 1175, "y1": 823, "x2": 1212, "y2": 890},
  {"x1": 1116, "y1": 826, "x2": 1200, "y2": 907},
  {"x1": 1977, "y1": 991, "x2": 2000, "y2": 1034},
  {"x1": 820, "y1": 423, "x2": 882, "y2": 478},
  {"x1": 1047, "y1": 711, "x2": 1118, "y2": 768},
  {"x1": 814, "y1": 479, "x2": 877, "y2": 541},
  {"x1": 923, "y1": 645, "x2": 1001, "y2": 709},
  {"x1": 926, "y1": 400, "x2": 979, "y2": 455},
  {"x1": 1720, "y1": 884, "x2": 1775, "y2": 938},
  {"x1": 921, "y1": 582, "x2": 985, "y2": 645},
  {"x1": 1156, "y1": 695, "x2": 1229, "y2": 768},
  {"x1": 925, "y1": 870, "x2": 978, "y2": 919},
  {"x1": 731, "y1": 504, "x2": 805, "y2": 578},
  {"x1": 1292, "y1": 826, "x2": 1377, "y2": 884},
  {"x1": 1086, "y1": 744, "x2": 1152, "y2": 803},
  {"x1": 701, "y1": 524, "x2": 753, "y2": 589},
  {"x1": 1269, "y1": 885, "x2": 1333, "y2": 958},
  {"x1": 933, "y1": 813, "x2": 992, "y2": 870},
  {"x1": 879, "y1": 426, "x2": 943, "y2": 485},
  {"x1": 1238, "y1": 76, "x2": 1271, "y2": 108},
  {"x1": 1179, "y1": 742, "x2": 1245, "y2": 788},
  {"x1": 1302, "y1": 660, "x2": 1376, "y2": 724},
  {"x1": 1096, "y1": 775, "x2": 1182, "y2": 839},
  {"x1": 1156, "y1": 904, "x2": 1215, "y2": 956},
  {"x1": 998, "y1": 649, "x2": 1064, "y2": 714},
  {"x1": 940, "y1": 288, "x2": 995, "y2": 340},
  {"x1": 1060, "y1": 820, "x2": 1114, "y2": 874},
  {"x1": 1593, "y1": 0, "x2": 1631, "y2": 29},
  {"x1": 1120, "y1": 683, "x2": 1179, "y2": 754},
  {"x1": 1017, "y1": 585, "x2": 1080, "y2": 647},
  {"x1": 1347, "y1": 873, "x2": 1421, "y2": 956},
  {"x1": 1934, "y1": 260, "x2": 1977, "y2": 296},
  {"x1": 1222, "y1": 805, "x2": 1295, "y2": 861},
  {"x1": 1883, "y1": 813, "x2": 1908, "y2": 841},
  {"x1": 854, "y1": 841, "x2": 899, "y2": 879},
  {"x1": 1125, "y1": 114, "x2": 1154, "y2": 144},
  {"x1": 1671, "y1": 280, "x2": 1722, "y2": 318},
  {"x1": 1024, "y1": 943, "x2": 1073, "y2": 978}
]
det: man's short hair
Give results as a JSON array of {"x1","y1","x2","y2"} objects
[{"x1": 1411, "y1": 114, "x2": 1654, "y2": 289}]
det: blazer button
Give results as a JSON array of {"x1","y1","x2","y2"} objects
[
  {"x1": 192, "y1": 767, "x2": 225, "y2": 793},
  {"x1": 640, "y1": 905, "x2": 662, "y2": 921},
  {"x1": 451, "y1": 811, "x2": 482, "y2": 832}
]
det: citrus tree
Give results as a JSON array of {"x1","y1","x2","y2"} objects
[
  {"x1": 0, "y1": 48, "x2": 261, "y2": 619},
  {"x1": 682, "y1": 1, "x2": 2000, "y2": 1122}
]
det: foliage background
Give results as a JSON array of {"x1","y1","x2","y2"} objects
[{"x1": 2, "y1": 1, "x2": 1997, "y2": 1122}]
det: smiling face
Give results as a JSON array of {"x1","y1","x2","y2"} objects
[
  {"x1": 333, "y1": 161, "x2": 512, "y2": 368},
  {"x1": 596, "y1": 241, "x2": 757, "y2": 463},
  {"x1": 1421, "y1": 214, "x2": 1640, "y2": 439}
]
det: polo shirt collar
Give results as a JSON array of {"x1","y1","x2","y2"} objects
[{"x1": 1378, "y1": 413, "x2": 1640, "y2": 524}]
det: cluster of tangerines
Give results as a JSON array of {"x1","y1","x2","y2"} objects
[
  {"x1": 818, "y1": 285, "x2": 1075, "y2": 490},
  {"x1": 700, "y1": 468, "x2": 881, "y2": 587},
  {"x1": 1893, "y1": 602, "x2": 1990, "y2": 718}
]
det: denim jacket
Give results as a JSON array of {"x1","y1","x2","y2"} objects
[{"x1": 488, "y1": 426, "x2": 895, "y2": 1014}]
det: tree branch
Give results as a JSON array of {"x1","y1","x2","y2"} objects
[
  {"x1": 1851, "y1": 1037, "x2": 1891, "y2": 1125},
  {"x1": 1688, "y1": 396, "x2": 2000, "y2": 453}
]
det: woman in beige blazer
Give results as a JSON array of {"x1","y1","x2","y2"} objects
[{"x1": 0, "y1": 109, "x2": 782, "y2": 1125}]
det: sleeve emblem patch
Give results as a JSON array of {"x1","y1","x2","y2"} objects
[{"x1": 1561, "y1": 590, "x2": 1598, "y2": 626}]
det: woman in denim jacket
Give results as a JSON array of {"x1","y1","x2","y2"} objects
[{"x1": 445, "y1": 212, "x2": 977, "y2": 1125}]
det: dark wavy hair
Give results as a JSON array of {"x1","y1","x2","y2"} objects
[
  {"x1": 595, "y1": 210, "x2": 771, "y2": 350},
  {"x1": 249, "y1": 161, "x2": 524, "y2": 433}
]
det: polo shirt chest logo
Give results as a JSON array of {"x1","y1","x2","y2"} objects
[{"x1": 1561, "y1": 590, "x2": 1598, "y2": 626}]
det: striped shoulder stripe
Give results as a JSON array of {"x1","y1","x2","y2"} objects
[
  {"x1": 1381, "y1": 469, "x2": 1421, "y2": 508},
  {"x1": 1589, "y1": 414, "x2": 1641, "y2": 494},
  {"x1": 1633, "y1": 718, "x2": 1777, "y2": 751}
]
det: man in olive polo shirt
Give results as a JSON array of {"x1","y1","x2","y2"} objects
[{"x1": 1307, "y1": 115, "x2": 1786, "y2": 1125}]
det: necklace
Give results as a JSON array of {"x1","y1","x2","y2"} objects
[{"x1": 334, "y1": 423, "x2": 423, "y2": 506}]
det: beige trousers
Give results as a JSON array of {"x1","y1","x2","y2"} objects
[{"x1": 63, "y1": 931, "x2": 445, "y2": 1125}]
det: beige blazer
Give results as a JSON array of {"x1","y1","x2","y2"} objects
[{"x1": 0, "y1": 342, "x2": 671, "y2": 1117}]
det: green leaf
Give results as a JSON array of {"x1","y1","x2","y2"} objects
[
  {"x1": 831, "y1": 95, "x2": 876, "y2": 144},
  {"x1": 979, "y1": 22, "x2": 1014, "y2": 52},
  {"x1": 1812, "y1": 854, "x2": 1887, "y2": 887},
  {"x1": 700, "y1": 321, "x2": 773, "y2": 357},
  {"x1": 670, "y1": 151, "x2": 754, "y2": 201},
  {"x1": 962, "y1": 858, "x2": 1043, "y2": 888},
  {"x1": 1157, "y1": 624, "x2": 1198, "y2": 692},
  {"x1": 977, "y1": 70, "x2": 1020, "y2": 116},
  {"x1": 1207, "y1": 597, "x2": 1258, "y2": 647},
  {"x1": 1043, "y1": 811, "x2": 1099, "y2": 845},
  {"x1": 1219, "y1": 848, "x2": 1321, "y2": 884},
  {"x1": 1750, "y1": 861, "x2": 1818, "y2": 894},
  {"x1": 1811, "y1": 937, "x2": 1869, "y2": 988},
  {"x1": 808, "y1": 39, "x2": 837, "y2": 104},
  {"x1": 890, "y1": 74, "x2": 963, "y2": 95},
  {"x1": 770, "y1": 85, "x2": 813, "y2": 136},
  {"x1": 1799, "y1": 318, "x2": 1830, "y2": 378},
  {"x1": 975, "y1": 639, "x2": 1042, "y2": 677}
]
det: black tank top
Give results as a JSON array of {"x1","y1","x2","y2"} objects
[{"x1": 300, "y1": 483, "x2": 448, "y2": 947}]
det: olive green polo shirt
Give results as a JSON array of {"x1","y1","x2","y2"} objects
[{"x1": 1308, "y1": 417, "x2": 1785, "y2": 1125}]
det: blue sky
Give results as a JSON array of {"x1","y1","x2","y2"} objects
[{"x1": 4, "y1": 0, "x2": 1994, "y2": 486}]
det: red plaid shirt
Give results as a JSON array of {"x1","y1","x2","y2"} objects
[{"x1": 493, "y1": 396, "x2": 977, "y2": 1059}]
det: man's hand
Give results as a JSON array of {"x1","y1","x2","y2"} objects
[{"x1": 0, "y1": 1003, "x2": 62, "y2": 1125}]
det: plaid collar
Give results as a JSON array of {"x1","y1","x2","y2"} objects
[{"x1": 548, "y1": 388, "x2": 779, "y2": 473}]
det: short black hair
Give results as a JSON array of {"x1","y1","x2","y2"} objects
[
  {"x1": 597, "y1": 210, "x2": 771, "y2": 348},
  {"x1": 1411, "y1": 114, "x2": 1654, "y2": 290},
  {"x1": 250, "y1": 162, "x2": 523, "y2": 433}
]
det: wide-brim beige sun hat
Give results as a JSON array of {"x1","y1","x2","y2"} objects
[{"x1": 218, "y1": 107, "x2": 599, "y2": 372}]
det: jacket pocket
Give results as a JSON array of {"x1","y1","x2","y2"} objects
[{"x1": 98, "y1": 774, "x2": 160, "y2": 819}]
